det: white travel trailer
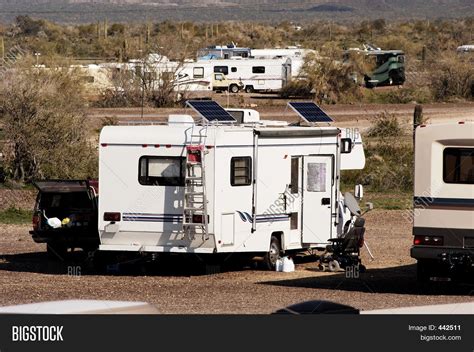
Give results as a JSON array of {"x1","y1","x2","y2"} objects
[
  {"x1": 411, "y1": 121, "x2": 474, "y2": 281},
  {"x1": 203, "y1": 57, "x2": 292, "y2": 93},
  {"x1": 98, "y1": 101, "x2": 366, "y2": 268}
]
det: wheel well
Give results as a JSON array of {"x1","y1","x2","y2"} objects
[{"x1": 271, "y1": 231, "x2": 284, "y2": 251}]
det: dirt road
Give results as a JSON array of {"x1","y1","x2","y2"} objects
[
  {"x1": 87, "y1": 100, "x2": 474, "y2": 132},
  {"x1": 1, "y1": 210, "x2": 472, "y2": 314}
]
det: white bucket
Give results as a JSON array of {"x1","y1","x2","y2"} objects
[{"x1": 275, "y1": 257, "x2": 295, "y2": 272}]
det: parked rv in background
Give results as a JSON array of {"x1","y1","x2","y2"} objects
[
  {"x1": 198, "y1": 43, "x2": 251, "y2": 60},
  {"x1": 411, "y1": 122, "x2": 474, "y2": 282},
  {"x1": 457, "y1": 45, "x2": 474, "y2": 53},
  {"x1": 345, "y1": 45, "x2": 405, "y2": 88}
]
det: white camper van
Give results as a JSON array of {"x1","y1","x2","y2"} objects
[
  {"x1": 98, "y1": 101, "x2": 366, "y2": 268},
  {"x1": 411, "y1": 121, "x2": 474, "y2": 281}
]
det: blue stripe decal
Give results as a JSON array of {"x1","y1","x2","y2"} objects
[
  {"x1": 414, "y1": 197, "x2": 474, "y2": 208},
  {"x1": 236, "y1": 211, "x2": 290, "y2": 223},
  {"x1": 123, "y1": 213, "x2": 183, "y2": 223}
]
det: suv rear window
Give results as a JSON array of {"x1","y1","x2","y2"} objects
[{"x1": 39, "y1": 192, "x2": 93, "y2": 209}]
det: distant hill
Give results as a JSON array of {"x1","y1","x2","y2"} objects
[{"x1": 0, "y1": 0, "x2": 472, "y2": 23}]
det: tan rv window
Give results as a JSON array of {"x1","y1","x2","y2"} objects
[
  {"x1": 231, "y1": 157, "x2": 252, "y2": 186},
  {"x1": 443, "y1": 148, "x2": 474, "y2": 184},
  {"x1": 193, "y1": 67, "x2": 204, "y2": 78},
  {"x1": 139, "y1": 156, "x2": 185, "y2": 186}
]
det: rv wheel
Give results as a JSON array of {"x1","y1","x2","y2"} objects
[
  {"x1": 245, "y1": 85, "x2": 254, "y2": 93},
  {"x1": 262, "y1": 236, "x2": 281, "y2": 270},
  {"x1": 229, "y1": 84, "x2": 240, "y2": 93}
]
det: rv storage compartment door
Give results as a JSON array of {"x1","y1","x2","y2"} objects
[{"x1": 302, "y1": 156, "x2": 333, "y2": 244}]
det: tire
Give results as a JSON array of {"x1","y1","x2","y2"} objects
[
  {"x1": 328, "y1": 260, "x2": 341, "y2": 272},
  {"x1": 245, "y1": 85, "x2": 254, "y2": 93},
  {"x1": 229, "y1": 84, "x2": 239, "y2": 94},
  {"x1": 262, "y1": 235, "x2": 281, "y2": 270},
  {"x1": 47, "y1": 242, "x2": 68, "y2": 261},
  {"x1": 318, "y1": 263, "x2": 326, "y2": 272}
]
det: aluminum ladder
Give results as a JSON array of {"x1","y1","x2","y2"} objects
[{"x1": 182, "y1": 126, "x2": 209, "y2": 240}]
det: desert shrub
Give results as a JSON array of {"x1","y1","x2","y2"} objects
[
  {"x1": 343, "y1": 113, "x2": 413, "y2": 192},
  {"x1": 363, "y1": 87, "x2": 433, "y2": 104},
  {"x1": 0, "y1": 58, "x2": 97, "y2": 182},
  {"x1": 287, "y1": 52, "x2": 362, "y2": 104},
  {"x1": 430, "y1": 55, "x2": 474, "y2": 101},
  {"x1": 367, "y1": 111, "x2": 405, "y2": 138},
  {"x1": 280, "y1": 79, "x2": 314, "y2": 98}
]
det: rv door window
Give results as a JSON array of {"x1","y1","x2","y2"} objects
[
  {"x1": 214, "y1": 66, "x2": 229, "y2": 75},
  {"x1": 193, "y1": 67, "x2": 204, "y2": 78},
  {"x1": 230, "y1": 157, "x2": 252, "y2": 186},
  {"x1": 252, "y1": 66, "x2": 266, "y2": 74},
  {"x1": 139, "y1": 156, "x2": 185, "y2": 186},
  {"x1": 443, "y1": 148, "x2": 474, "y2": 184},
  {"x1": 306, "y1": 163, "x2": 326, "y2": 192}
]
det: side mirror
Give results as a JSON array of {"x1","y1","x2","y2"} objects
[{"x1": 355, "y1": 184, "x2": 363, "y2": 200}]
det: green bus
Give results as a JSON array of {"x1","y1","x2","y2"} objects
[{"x1": 345, "y1": 48, "x2": 406, "y2": 88}]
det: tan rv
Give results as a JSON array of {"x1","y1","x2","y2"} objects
[{"x1": 411, "y1": 121, "x2": 474, "y2": 281}]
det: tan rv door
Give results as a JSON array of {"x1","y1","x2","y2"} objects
[{"x1": 302, "y1": 155, "x2": 333, "y2": 244}]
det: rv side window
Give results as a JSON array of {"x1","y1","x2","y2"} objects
[
  {"x1": 443, "y1": 148, "x2": 474, "y2": 184},
  {"x1": 230, "y1": 157, "x2": 252, "y2": 186},
  {"x1": 231, "y1": 67, "x2": 237, "y2": 73},
  {"x1": 252, "y1": 66, "x2": 265, "y2": 74},
  {"x1": 139, "y1": 156, "x2": 185, "y2": 187},
  {"x1": 193, "y1": 67, "x2": 204, "y2": 78},
  {"x1": 290, "y1": 158, "x2": 299, "y2": 194},
  {"x1": 214, "y1": 66, "x2": 229, "y2": 75}
]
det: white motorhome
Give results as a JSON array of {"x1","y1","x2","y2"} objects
[
  {"x1": 411, "y1": 121, "x2": 474, "y2": 281},
  {"x1": 97, "y1": 102, "x2": 366, "y2": 268}
]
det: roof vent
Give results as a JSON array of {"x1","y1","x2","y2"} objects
[{"x1": 168, "y1": 114, "x2": 195, "y2": 125}]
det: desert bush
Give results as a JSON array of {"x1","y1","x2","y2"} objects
[
  {"x1": 343, "y1": 113, "x2": 413, "y2": 192},
  {"x1": 285, "y1": 52, "x2": 362, "y2": 103},
  {"x1": 363, "y1": 87, "x2": 432, "y2": 104},
  {"x1": 280, "y1": 79, "x2": 314, "y2": 99},
  {"x1": 430, "y1": 55, "x2": 474, "y2": 101},
  {"x1": 367, "y1": 111, "x2": 405, "y2": 138},
  {"x1": 0, "y1": 58, "x2": 97, "y2": 182}
]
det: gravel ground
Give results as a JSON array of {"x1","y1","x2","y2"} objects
[{"x1": 1, "y1": 210, "x2": 473, "y2": 314}]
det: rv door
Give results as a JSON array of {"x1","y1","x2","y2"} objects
[{"x1": 302, "y1": 156, "x2": 333, "y2": 244}]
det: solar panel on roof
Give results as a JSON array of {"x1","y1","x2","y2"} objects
[
  {"x1": 288, "y1": 102, "x2": 333, "y2": 123},
  {"x1": 186, "y1": 100, "x2": 236, "y2": 123}
]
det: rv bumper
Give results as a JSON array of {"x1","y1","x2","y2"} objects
[{"x1": 411, "y1": 246, "x2": 474, "y2": 271}]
